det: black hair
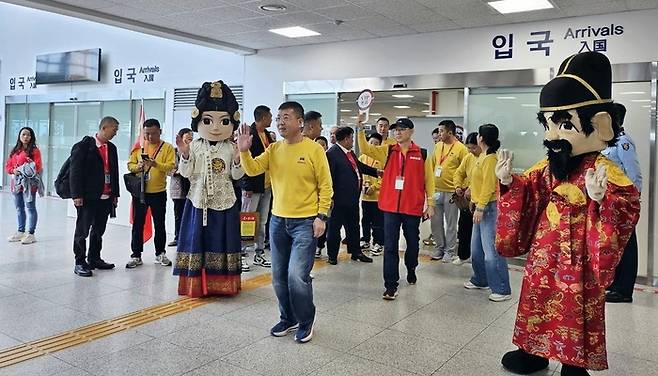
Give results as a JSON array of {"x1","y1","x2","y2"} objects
[
  {"x1": 367, "y1": 132, "x2": 383, "y2": 143},
  {"x1": 254, "y1": 105, "x2": 271, "y2": 122},
  {"x1": 178, "y1": 127, "x2": 193, "y2": 137},
  {"x1": 143, "y1": 118, "x2": 161, "y2": 129},
  {"x1": 478, "y1": 124, "x2": 500, "y2": 154},
  {"x1": 537, "y1": 102, "x2": 622, "y2": 147},
  {"x1": 377, "y1": 117, "x2": 390, "y2": 124},
  {"x1": 465, "y1": 132, "x2": 478, "y2": 145},
  {"x1": 335, "y1": 126, "x2": 354, "y2": 142},
  {"x1": 191, "y1": 81, "x2": 240, "y2": 132},
  {"x1": 438, "y1": 120, "x2": 456, "y2": 134},
  {"x1": 278, "y1": 101, "x2": 305, "y2": 119},
  {"x1": 315, "y1": 136, "x2": 328, "y2": 144},
  {"x1": 304, "y1": 110, "x2": 322, "y2": 123},
  {"x1": 431, "y1": 127, "x2": 440, "y2": 135},
  {"x1": 10, "y1": 126, "x2": 37, "y2": 158},
  {"x1": 99, "y1": 116, "x2": 119, "y2": 129}
]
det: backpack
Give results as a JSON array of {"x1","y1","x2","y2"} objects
[
  {"x1": 54, "y1": 156, "x2": 71, "y2": 199},
  {"x1": 384, "y1": 144, "x2": 427, "y2": 169}
]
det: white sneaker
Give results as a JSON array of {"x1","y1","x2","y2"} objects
[
  {"x1": 315, "y1": 247, "x2": 323, "y2": 259},
  {"x1": 155, "y1": 253, "x2": 172, "y2": 266},
  {"x1": 489, "y1": 293, "x2": 512, "y2": 302},
  {"x1": 464, "y1": 281, "x2": 490, "y2": 290},
  {"x1": 441, "y1": 253, "x2": 454, "y2": 263},
  {"x1": 452, "y1": 257, "x2": 467, "y2": 265},
  {"x1": 430, "y1": 250, "x2": 445, "y2": 260},
  {"x1": 20, "y1": 233, "x2": 36, "y2": 244},
  {"x1": 360, "y1": 241, "x2": 370, "y2": 250},
  {"x1": 241, "y1": 256, "x2": 250, "y2": 272},
  {"x1": 370, "y1": 244, "x2": 383, "y2": 256},
  {"x1": 7, "y1": 231, "x2": 25, "y2": 242}
]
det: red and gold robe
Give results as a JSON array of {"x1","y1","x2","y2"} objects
[{"x1": 496, "y1": 153, "x2": 640, "y2": 370}]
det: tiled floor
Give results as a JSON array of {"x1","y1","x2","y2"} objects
[{"x1": 0, "y1": 192, "x2": 656, "y2": 376}]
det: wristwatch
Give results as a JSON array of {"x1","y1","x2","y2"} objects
[{"x1": 316, "y1": 213, "x2": 329, "y2": 222}]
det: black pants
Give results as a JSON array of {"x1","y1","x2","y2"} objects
[
  {"x1": 361, "y1": 200, "x2": 384, "y2": 246},
  {"x1": 173, "y1": 198, "x2": 186, "y2": 241},
  {"x1": 73, "y1": 198, "x2": 112, "y2": 265},
  {"x1": 327, "y1": 203, "x2": 360, "y2": 260},
  {"x1": 131, "y1": 191, "x2": 167, "y2": 257},
  {"x1": 457, "y1": 208, "x2": 473, "y2": 260},
  {"x1": 383, "y1": 212, "x2": 420, "y2": 290},
  {"x1": 609, "y1": 230, "x2": 638, "y2": 297}
]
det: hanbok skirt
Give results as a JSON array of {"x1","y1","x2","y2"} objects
[{"x1": 173, "y1": 199, "x2": 241, "y2": 297}]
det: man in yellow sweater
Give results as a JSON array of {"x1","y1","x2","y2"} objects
[
  {"x1": 238, "y1": 101, "x2": 333, "y2": 344},
  {"x1": 429, "y1": 120, "x2": 468, "y2": 263},
  {"x1": 126, "y1": 118, "x2": 176, "y2": 269}
]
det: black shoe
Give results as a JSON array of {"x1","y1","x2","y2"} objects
[
  {"x1": 88, "y1": 259, "x2": 115, "y2": 270},
  {"x1": 605, "y1": 291, "x2": 632, "y2": 303},
  {"x1": 407, "y1": 269, "x2": 417, "y2": 285},
  {"x1": 341, "y1": 238, "x2": 348, "y2": 245},
  {"x1": 74, "y1": 264, "x2": 93, "y2": 277},
  {"x1": 351, "y1": 253, "x2": 373, "y2": 263},
  {"x1": 501, "y1": 349, "x2": 549, "y2": 374},
  {"x1": 167, "y1": 240, "x2": 177, "y2": 247},
  {"x1": 561, "y1": 364, "x2": 590, "y2": 376},
  {"x1": 382, "y1": 288, "x2": 398, "y2": 300},
  {"x1": 328, "y1": 258, "x2": 337, "y2": 265}
]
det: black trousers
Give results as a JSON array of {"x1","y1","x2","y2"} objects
[
  {"x1": 609, "y1": 230, "x2": 638, "y2": 297},
  {"x1": 457, "y1": 208, "x2": 473, "y2": 260},
  {"x1": 173, "y1": 198, "x2": 186, "y2": 240},
  {"x1": 327, "y1": 203, "x2": 360, "y2": 260},
  {"x1": 131, "y1": 191, "x2": 167, "y2": 257},
  {"x1": 361, "y1": 200, "x2": 384, "y2": 246},
  {"x1": 384, "y1": 212, "x2": 420, "y2": 290},
  {"x1": 73, "y1": 198, "x2": 112, "y2": 265}
]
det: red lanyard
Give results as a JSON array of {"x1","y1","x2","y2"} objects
[{"x1": 439, "y1": 143, "x2": 455, "y2": 165}]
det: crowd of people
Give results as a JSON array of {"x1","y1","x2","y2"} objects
[{"x1": 2, "y1": 52, "x2": 644, "y2": 375}]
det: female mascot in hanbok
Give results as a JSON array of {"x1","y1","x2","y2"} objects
[
  {"x1": 173, "y1": 81, "x2": 244, "y2": 297},
  {"x1": 495, "y1": 52, "x2": 640, "y2": 375}
]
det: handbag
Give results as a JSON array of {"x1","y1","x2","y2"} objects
[
  {"x1": 450, "y1": 192, "x2": 471, "y2": 211},
  {"x1": 124, "y1": 142, "x2": 165, "y2": 197}
]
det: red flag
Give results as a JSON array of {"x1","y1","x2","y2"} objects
[{"x1": 129, "y1": 100, "x2": 153, "y2": 243}]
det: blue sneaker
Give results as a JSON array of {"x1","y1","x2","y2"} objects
[
  {"x1": 270, "y1": 321, "x2": 298, "y2": 337},
  {"x1": 294, "y1": 318, "x2": 315, "y2": 343}
]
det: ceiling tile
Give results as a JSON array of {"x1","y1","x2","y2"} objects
[
  {"x1": 314, "y1": 4, "x2": 373, "y2": 20},
  {"x1": 561, "y1": 0, "x2": 628, "y2": 16},
  {"x1": 99, "y1": 4, "x2": 162, "y2": 22},
  {"x1": 333, "y1": 29, "x2": 378, "y2": 40},
  {"x1": 282, "y1": 0, "x2": 349, "y2": 10},
  {"x1": 625, "y1": 0, "x2": 658, "y2": 10},
  {"x1": 411, "y1": 21, "x2": 461, "y2": 33},
  {"x1": 304, "y1": 21, "x2": 362, "y2": 34},
  {"x1": 183, "y1": 5, "x2": 264, "y2": 22},
  {"x1": 357, "y1": 0, "x2": 443, "y2": 24},
  {"x1": 239, "y1": 11, "x2": 330, "y2": 30},
  {"x1": 238, "y1": 0, "x2": 303, "y2": 15},
  {"x1": 57, "y1": 0, "x2": 117, "y2": 10},
  {"x1": 431, "y1": 0, "x2": 500, "y2": 20},
  {"x1": 451, "y1": 15, "x2": 510, "y2": 27}
]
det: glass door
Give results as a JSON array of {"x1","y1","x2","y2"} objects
[
  {"x1": 48, "y1": 104, "x2": 76, "y2": 194},
  {"x1": 3, "y1": 104, "x2": 27, "y2": 188}
]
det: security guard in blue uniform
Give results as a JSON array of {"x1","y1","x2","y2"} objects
[{"x1": 601, "y1": 103, "x2": 642, "y2": 303}]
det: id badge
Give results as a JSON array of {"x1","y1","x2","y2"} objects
[
  {"x1": 395, "y1": 176, "x2": 405, "y2": 190},
  {"x1": 104, "y1": 173, "x2": 111, "y2": 184},
  {"x1": 435, "y1": 167, "x2": 443, "y2": 177},
  {"x1": 144, "y1": 172, "x2": 150, "y2": 182}
]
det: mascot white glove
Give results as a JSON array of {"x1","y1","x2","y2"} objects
[
  {"x1": 496, "y1": 149, "x2": 514, "y2": 186},
  {"x1": 585, "y1": 165, "x2": 607, "y2": 203}
]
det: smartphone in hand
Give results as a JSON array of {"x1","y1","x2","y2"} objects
[{"x1": 141, "y1": 153, "x2": 150, "y2": 161}]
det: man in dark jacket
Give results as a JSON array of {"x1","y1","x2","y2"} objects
[
  {"x1": 70, "y1": 117, "x2": 120, "y2": 277},
  {"x1": 241, "y1": 105, "x2": 275, "y2": 271},
  {"x1": 326, "y1": 126, "x2": 378, "y2": 265}
]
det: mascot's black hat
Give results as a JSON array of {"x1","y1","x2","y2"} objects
[
  {"x1": 191, "y1": 80, "x2": 240, "y2": 129},
  {"x1": 539, "y1": 51, "x2": 612, "y2": 112}
]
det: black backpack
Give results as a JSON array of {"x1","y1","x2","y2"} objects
[{"x1": 54, "y1": 156, "x2": 71, "y2": 199}]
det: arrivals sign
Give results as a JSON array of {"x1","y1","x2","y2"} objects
[{"x1": 491, "y1": 23, "x2": 625, "y2": 60}]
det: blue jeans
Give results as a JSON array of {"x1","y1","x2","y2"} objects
[
  {"x1": 269, "y1": 215, "x2": 316, "y2": 326},
  {"x1": 469, "y1": 202, "x2": 511, "y2": 295},
  {"x1": 383, "y1": 212, "x2": 421, "y2": 290},
  {"x1": 13, "y1": 191, "x2": 37, "y2": 234}
]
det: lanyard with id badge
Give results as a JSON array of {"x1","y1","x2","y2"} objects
[
  {"x1": 395, "y1": 152, "x2": 405, "y2": 190},
  {"x1": 435, "y1": 143, "x2": 454, "y2": 178}
]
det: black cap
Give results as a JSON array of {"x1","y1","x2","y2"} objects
[
  {"x1": 389, "y1": 118, "x2": 414, "y2": 130},
  {"x1": 191, "y1": 80, "x2": 240, "y2": 129},
  {"x1": 539, "y1": 51, "x2": 612, "y2": 112}
]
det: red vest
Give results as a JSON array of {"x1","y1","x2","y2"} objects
[{"x1": 378, "y1": 142, "x2": 427, "y2": 217}]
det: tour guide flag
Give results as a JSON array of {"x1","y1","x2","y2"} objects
[{"x1": 129, "y1": 100, "x2": 153, "y2": 243}]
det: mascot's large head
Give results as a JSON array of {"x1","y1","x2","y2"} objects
[
  {"x1": 191, "y1": 80, "x2": 240, "y2": 142},
  {"x1": 538, "y1": 51, "x2": 623, "y2": 180}
]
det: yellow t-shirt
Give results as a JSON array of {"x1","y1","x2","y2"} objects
[
  {"x1": 469, "y1": 153, "x2": 498, "y2": 210},
  {"x1": 358, "y1": 154, "x2": 381, "y2": 202},
  {"x1": 127, "y1": 141, "x2": 176, "y2": 193},
  {"x1": 241, "y1": 137, "x2": 333, "y2": 218},
  {"x1": 431, "y1": 140, "x2": 468, "y2": 192},
  {"x1": 257, "y1": 131, "x2": 271, "y2": 188},
  {"x1": 454, "y1": 153, "x2": 477, "y2": 189}
]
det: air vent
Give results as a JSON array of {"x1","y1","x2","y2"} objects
[{"x1": 174, "y1": 85, "x2": 243, "y2": 110}]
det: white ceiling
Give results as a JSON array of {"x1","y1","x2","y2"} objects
[{"x1": 9, "y1": 0, "x2": 658, "y2": 53}]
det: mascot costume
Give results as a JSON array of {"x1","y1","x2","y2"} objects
[
  {"x1": 173, "y1": 81, "x2": 245, "y2": 297},
  {"x1": 495, "y1": 52, "x2": 640, "y2": 375}
]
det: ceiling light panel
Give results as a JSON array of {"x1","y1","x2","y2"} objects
[
  {"x1": 488, "y1": 0, "x2": 553, "y2": 14},
  {"x1": 269, "y1": 26, "x2": 320, "y2": 38}
]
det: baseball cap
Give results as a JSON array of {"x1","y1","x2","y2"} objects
[{"x1": 390, "y1": 118, "x2": 414, "y2": 130}]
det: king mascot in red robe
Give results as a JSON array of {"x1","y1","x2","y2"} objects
[{"x1": 495, "y1": 51, "x2": 640, "y2": 375}]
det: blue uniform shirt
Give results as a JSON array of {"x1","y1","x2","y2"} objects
[{"x1": 602, "y1": 133, "x2": 642, "y2": 192}]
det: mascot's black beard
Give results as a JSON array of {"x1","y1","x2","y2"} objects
[{"x1": 543, "y1": 139, "x2": 585, "y2": 181}]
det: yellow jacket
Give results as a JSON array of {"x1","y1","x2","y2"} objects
[
  {"x1": 127, "y1": 141, "x2": 175, "y2": 193},
  {"x1": 430, "y1": 141, "x2": 469, "y2": 192},
  {"x1": 453, "y1": 153, "x2": 477, "y2": 189},
  {"x1": 469, "y1": 153, "x2": 498, "y2": 210},
  {"x1": 358, "y1": 154, "x2": 381, "y2": 202}
]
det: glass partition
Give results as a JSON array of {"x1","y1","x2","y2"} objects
[
  {"x1": 132, "y1": 99, "x2": 166, "y2": 143},
  {"x1": 287, "y1": 93, "x2": 337, "y2": 140},
  {"x1": 3, "y1": 104, "x2": 27, "y2": 188},
  {"x1": 102, "y1": 100, "x2": 132, "y2": 159},
  {"x1": 48, "y1": 103, "x2": 76, "y2": 194}
]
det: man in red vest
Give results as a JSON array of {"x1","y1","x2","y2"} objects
[{"x1": 357, "y1": 117, "x2": 435, "y2": 300}]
